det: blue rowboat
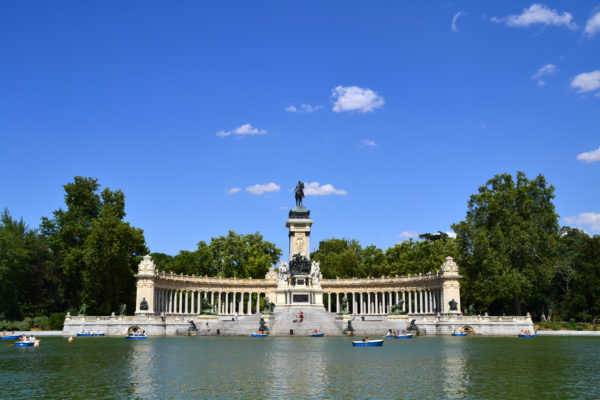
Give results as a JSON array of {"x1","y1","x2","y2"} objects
[
  {"x1": 1, "y1": 336, "x2": 20, "y2": 340},
  {"x1": 77, "y1": 333, "x2": 94, "y2": 337},
  {"x1": 14, "y1": 342, "x2": 34, "y2": 347},
  {"x1": 385, "y1": 334, "x2": 394, "y2": 338},
  {"x1": 352, "y1": 339, "x2": 384, "y2": 347},
  {"x1": 126, "y1": 335, "x2": 148, "y2": 340},
  {"x1": 250, "y1": 333, "x2": 268, "y2": 337},
  {"x1": 518, "y1": 334, "x2": 537, "y2": 338},
  {"x1": 394, "y1": 334, "x2": 413, "y2": 339},
  {"x1": 309, "y1": 333, "x2": 324, "y2": 337},
  {"x1": 94, "y1": 333, "x2": 105, "y2": 336},
  {"x1": 452, "y1": 333, "x2": 467, "y2": 336}
]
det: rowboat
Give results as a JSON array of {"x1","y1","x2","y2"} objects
[
  {"x1": 14, "y1": 341, "x2": 34, "y2": 347},
  {"x1": 452, "y1": 333, "x2": 467, "y2": 336},
  {"x1": 309, "y1": 333, "x2": 324, "y2": 337},
  {"x1": 385, "y1": 334, "x2": 394, "y2": 338},
  {"x1": 126, "y1": 334, "x2": 148, "y2": 340},
  {"x1": 394, "y1": 333, "x2": 413, "y2": 339},
  {"x1": 77, "y1": 333, "x2": 94, "y2": 337},
  {"x1": 1, "y1": 336, "x2": 20, "y2": 340},
  {"x1": 94, "y1": 333, "x2": 105, "y2": 336},
  {"x1": 352, "y1": 339, "x2": 384, "y2": 347},
  {"x1": 518, "y1": 333, "x2": 537, "y2": 338},
  {"x1": 250, "y1": 333, "x2": 268, "y2": 337}
]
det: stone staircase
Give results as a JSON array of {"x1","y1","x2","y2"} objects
[{"x1": 269, "y1": 308, "x2": 344, "y2": 336}]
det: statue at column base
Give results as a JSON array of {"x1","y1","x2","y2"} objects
[
  {"x1": 200, "y1": 298, "x2": 216, "y2": 315},
  {"x1": 389, "y1": 300, "x2": 407, "y2": 315}
]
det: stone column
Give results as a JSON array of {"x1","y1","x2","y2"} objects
[
  {"x1": 352, "y1": 292, "x2": 356, "y2": 314},
  {"x1": 239, "y1": 292, "x2": 244, "y2": 315},
  {"x1": 184, "y1": 291, "x2": 188, "y2": 314},
  {"x1": 336, "y1": 293, "x2": 340, "y2": 314},
  {"x1": 381, "y1": 292, "x2": 386, "y2": 314},
  {"x1": 327, "y1": 293, "x2": 331, "y2": 312},
  {"x1": 256, "y1": 293, "x2": 260, "y2": 314}
]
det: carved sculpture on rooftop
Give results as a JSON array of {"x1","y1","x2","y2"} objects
[
  {"x1": 138, "y1": 254, "x2": 156, "y2": 274},
  {"x1": 441, "y1": 256, "x2": 459, "y2": 274}
]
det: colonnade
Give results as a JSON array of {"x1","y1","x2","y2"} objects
[
  {"x1": 323, "y1": 289, "x2": 442, "y2": 315},
  {"x1": 153, "y1": 288, "x2": 269, "y2": 316}
]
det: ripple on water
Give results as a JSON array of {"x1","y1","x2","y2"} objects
[{"x1": 1, "y1": 336, "x2": 599, "y2": 399}]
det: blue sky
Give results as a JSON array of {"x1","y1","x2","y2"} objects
[{"x1": 1, "y1": 2, "x2": 599, "y2": 257}]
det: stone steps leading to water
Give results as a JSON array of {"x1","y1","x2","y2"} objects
[{"x1": 268, "y1": 309, "x2": 344, "y2": 336}]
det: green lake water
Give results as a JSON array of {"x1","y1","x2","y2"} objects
[{"x1": 1, "y1": 335, "x2": 598, "y2": 399}]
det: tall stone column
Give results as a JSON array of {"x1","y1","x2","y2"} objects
[
  {"x1": 440, "y1": 257, "x2": 462, "y2": 313},
  {"x1": 135, "y1": 255, "x2": 157, "y2": 316},
  {"x1": 184, "y1": 291, "x2": 189, "y2": 314},
  {"x1": 402, "y1": 291, "x2": 406, "y2": 312}
]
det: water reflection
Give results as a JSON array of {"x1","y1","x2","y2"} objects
[
  {"x1": 265, "y1": 338, "x2": 329, "y2": 398},
  {"x1": 439, "y1": 336, "x2": 467, "y2": 399},
  {"x1": 127, "y1": 340, "x2": 155, "y2": 398}
]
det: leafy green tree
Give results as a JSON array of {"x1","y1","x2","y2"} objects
[
  {"x1": 552, "y1": 228, "x2": 600, "y2": 321},
  {"x1": 210, "y1": 231, "x2": 281, "y2": 278},
  {"x1": 41, "y1": 177, "x2": 147, "y2": 314},
  {"x1": 311, "y1": 238, "x2": 366, "y2": 278},
  {"x1": 0, "y1": 210, "x2": 56, "y2": 319},
  {"x1": 452, "y1": 172, "x2": 559, "y2": 316}
]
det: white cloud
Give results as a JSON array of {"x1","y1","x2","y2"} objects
[
  {"x1": 585, "y1": 11, "x2": 600, "y2": 36},
  {"x1": 331, "y1": 85, "x2": 385, "y2": 113},
  {"x1": 576, "y1": 146, "x2": 600, "y2": 162},
  {"x1": 491, "y1": 4, "x2": 577, "y2": 29},
  {"x1": 304, "y1": 182, "x2": 348, "y2": 196},
  {"x1": 286, "y1": 104, "x2": 323, "y2": 113},
  {"x1": 397, "y1": 231, "x2": 419, "y2": 239},
  {"x1": 226, "y1": 187, "x2": 241, "y2": 195},
  {"x1": 216, "y1": 123, "x2": 267, "y2": 137},
  {"x1": 571, "y1": 70, "x2": 600, "y2": 93},
  {"x1": 246, "y1": 182, "x2": 280, "y2": 195},
  {"x1": 445, "y1": 231, "x2": 457, "y2": 239},
  {"x1": 564, "y1": 212, "x2": 600, "y2": 231},
  {"x1": 531, "y1": 64, "x2": 557, "y2": 86},
  {"x1": 452, "y1": 11, "x2": 466, "y2": 32},
  {"x1": 359, "y1": 139, "x2": 378, "y2": 148}
]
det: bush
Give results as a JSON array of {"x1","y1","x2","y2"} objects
[
  {"x1": 32, "y1": 316, "x2": 50, "y2": 330},
  {"x1": 48, "y1": 313, "x2": 65, "y2": 330}
]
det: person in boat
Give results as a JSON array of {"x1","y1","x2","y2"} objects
[
  {"x1": 142, "y1": 330, "x2": 146, "y2": 336},
  {"x1": 1, "y1": 330, "x2": 5, "y2": 337},
  {"x1": 362, "y1": 336, "x2": 369, "y2": 342},
  {"x1": 313, "y1": 330, "x2": 319, "y2": 335},
  {"x1": 387, "y1": 329, "x2": 393, "y2": 336},
  {"x1": 453, "y1": 329, "x2": 456, "y2": 334}
]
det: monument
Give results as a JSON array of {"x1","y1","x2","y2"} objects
[{"x1": 274, "y1": 181, "x2": 325, "y2": 309}]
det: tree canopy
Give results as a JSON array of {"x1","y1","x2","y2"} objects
[
  {"x1": 452, "y1": 171, "x2": 559, "y2": 316},
  {"x1": 40, "y1": 177, "x2": 147, "y2": 315}
]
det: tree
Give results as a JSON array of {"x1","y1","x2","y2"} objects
[
  {"x1": 552, "y1": 228, "x2": 600, "y2": 321},
  {"x1": 452, "y1": 172, "x2": 559, "y2": 316},
  {"x1": 311, "y1": 238, "x2": 366, "y2": 278},
  {"x1": 41, "y1": 177, "x2": 147, "y2": 314},
  {"x1": 210, "y1": 231, "x2": 281, "y2": 278},
  {"x1": 0, "y1": 209, "x2": 56, "y2": 319}
]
